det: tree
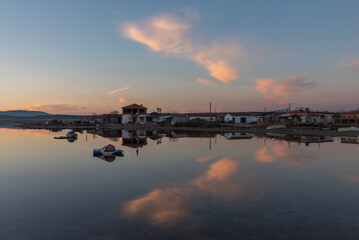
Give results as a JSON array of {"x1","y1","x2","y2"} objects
[{"x1": 109, "y1": 110, "x2": 119, "y2": 115}]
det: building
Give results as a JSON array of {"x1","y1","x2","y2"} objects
[
  {"x1": 340, "y1": 111, "x2": 359, "y2": 124},
  {"x1": 121, "y1": 103, "x2": 147, "y2": 124},
  {"x1": 279, "y1": 110, "x2": 334, "y2": 125},
  {"x1": 94, "y1": 114, "x2": 122, "y2": 124},
  {"x1": 224, "y1": 113, "x2": 259, "y2": 124},
  {"x1": 188, "y1": 113, "x2": 217, "y2": 122}
]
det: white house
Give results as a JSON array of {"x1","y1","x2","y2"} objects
[
  {"x1": 224, "y1": 113, "x2": 259, "y2": 124},
  {"x1": 121, "y1": 104, "x2": 147, "y2": 124}
]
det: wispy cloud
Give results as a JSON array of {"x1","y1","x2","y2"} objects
[
  {"x1": 121, "y1": 13, "x2": 247, "y2": 83},
  {"x1": 108, "y1": 86, "x2": 130, "y2": 95},
  {"x1": 342, "y1": 57, "x2": 359, "y2": 68},
  {"x1": 255, "y1": 76, "x2": 314, "y2": 99},
  {"x1": 197, "y1": 155, "x2": 215, "y2": 163},
  {"x1": 197, "y1": 78, "x2": 215, "y2": 86}
]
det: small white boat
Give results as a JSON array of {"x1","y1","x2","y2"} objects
[
  {"x1": 338, "y1": 126, "x2": 359, "y2": 132},
  {"x1": 93, "y1": 144, "x2": 124, "y2": 157},
  {"x1": 266, "y1": 124, "x2": 286, "y2": 130}
]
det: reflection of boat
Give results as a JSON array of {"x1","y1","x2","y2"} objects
[
  {"x1": 93, "y1": 144, "x2": 124, "y2": 157},
  {"x1": 338, "y1": 126, "x2": 359, "y2": 132},
  {"x1": 54, "y1": 131, "x2": 78, "y2": 142},
  {"x1": 66, "y1": 131, "x2": 78, "y2": 139},
  {"x1": 266, "y1": 125, "x2": 286, "y2": 130},
  {"x1": 95, "y1": 155, "x2": 116, "y2": 162}
]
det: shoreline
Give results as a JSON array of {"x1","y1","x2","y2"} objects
[{"x1": 18, "y1": 124, "x2": 359, "y2": 137}]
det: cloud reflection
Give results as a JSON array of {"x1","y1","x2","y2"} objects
[
  {"x1": 255, "y1": 142, "x2": 314, "y2": 165},
  {"x1": 123, "y1": 157, "x2": 240, "y2": 225}
]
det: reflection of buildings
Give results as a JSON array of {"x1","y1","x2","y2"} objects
[
  {"x1": 122, "y1": 129, "x2": 147, "y2": 148},
  {"x1": 341, "y1": 136, "x2": 359, "y2": 144},
  {"x1": 223, "y1": 132, "x2": 254, "y2": 140},
  {"x1": 168, "y1": 131, "x2": 217, "y2": 139},
  {"x1": 285, "y1": 135, "x2": 333, "y2": 146},
  {"x1": 260, "y1": 133, "x2": 333, "y2": 146},
  {"x1": 87, "y1": 129, "x2": 122, "y2": 142}
]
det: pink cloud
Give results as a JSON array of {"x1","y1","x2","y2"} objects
[
  {"x1": 343, "y1": 57, "x2": 359, "y2": 68},
  {"x1": 255, "y1": 76, "x2": 314, "y2": 99},
  {"x1": 194, "y1": 43, "x2": 245, "y2": 83},
  {"x1": 9, "y1": 104, "x2": 87, "y2": 114},
  {"x1": 122, "y1": 15, "x2": 191, "y2": 54},
  {"x1": 122, "y1": 14, "x2": 247, "y2": 83},
  {"x1": 197, "y1": 78, "x2": 215, "y2": 86}
]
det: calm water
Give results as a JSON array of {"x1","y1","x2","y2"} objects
[{"x1": 1, "y1": 128, "x2": 359, "y2": 240}]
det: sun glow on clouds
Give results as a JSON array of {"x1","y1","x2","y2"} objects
[
  {"x1": 8, "y1": 104, "x2": 87, "y2": 114},
  {"x1": 255, "y1": 76, "x2": 314, "y2": 99},
  {"x1": 122, "y1": 14, "x2": 246, "y2": 83},
  {"x1": 118, "y1": 97, "x2": 126, "y2": 103}
]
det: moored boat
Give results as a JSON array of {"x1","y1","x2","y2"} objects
[{"x1": 93, "y1": 144, "x2": 124, "y2": 157}]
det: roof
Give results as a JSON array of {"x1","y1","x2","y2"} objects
[
  {"x1": 189, "y1": 113, "x2": 217, "y2": 117},
  {"x1": 341, "y1": 111, "x2": 359, "y2": 115},
  {"x1": 97, "y1": 114, "x2": 122, "y2": 118},
  {"x1": 122, "y1": 104, "x2": 147, "y2": 110},
  {"x1": 226, "y1": 112, "x2": 253, "y2": 117},
  {"x1": 288, "y1": 111, "x2": 335, "y2": 115}
]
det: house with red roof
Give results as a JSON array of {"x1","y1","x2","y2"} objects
[
  {"x1": 340, "y1": 111, "x2": 359, "y2": 124},
  {"x1": 121, "y1": 103, "x2": 147, "y2": 124}
]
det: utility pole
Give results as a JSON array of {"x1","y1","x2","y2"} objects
[{"x1": 210, "y1": 102, "x2": 212, "y2": 113}]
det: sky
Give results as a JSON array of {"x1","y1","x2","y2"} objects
[{"x1": 0, "y1": 0, "x2": 358, "y2": 114}]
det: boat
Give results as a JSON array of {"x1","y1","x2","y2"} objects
[
  {"x1": 266, "y1": 124, "x2": 286, "y2": 130},
  {"x1": 93, "y1": 144, "x2": 124, "y2": 157},
  {"x1": 338, "y1": 126, "x2": 359, "y2": 132}
]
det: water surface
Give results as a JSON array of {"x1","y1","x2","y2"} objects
[{"x1": 1, "y1": 128, "x2": 359, "y2": 240}]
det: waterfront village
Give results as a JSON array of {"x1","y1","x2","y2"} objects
[{"x1": 42, "y1": 103, "x2": 359, "y2": 128}]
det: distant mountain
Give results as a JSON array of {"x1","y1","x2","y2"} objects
[{"x1": 0, "y1": 110, "x2": 52, "y2": 117}]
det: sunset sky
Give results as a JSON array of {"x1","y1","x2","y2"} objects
[{"x1": 1, "y1": 0, "x2": 358, "y2": 114}]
